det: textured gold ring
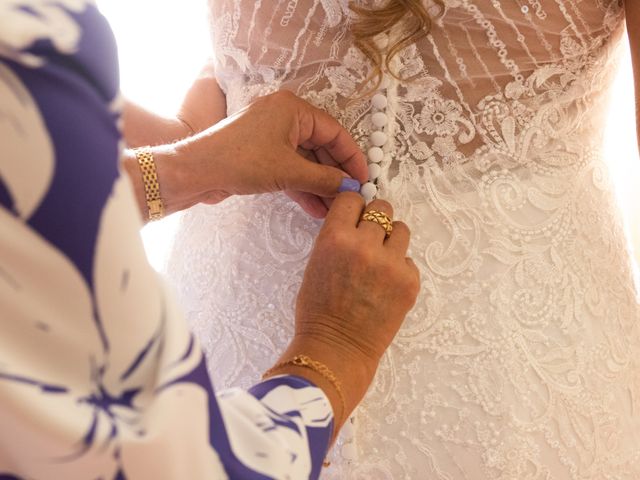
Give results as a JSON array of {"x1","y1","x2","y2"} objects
[{"x1": 361, "y1": 210, "x2": 393, "y2": 237}]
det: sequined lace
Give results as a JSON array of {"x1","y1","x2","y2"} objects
[{"x1": 165, "y1": 1, "x2": 640, "y2": 478}]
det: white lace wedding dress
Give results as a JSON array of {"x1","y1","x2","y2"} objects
[{"x1": 165, "y1": 1, "x2": 640, "y2": 478}]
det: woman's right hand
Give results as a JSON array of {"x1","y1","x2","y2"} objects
[{"x1": 267, "y1": 192, "x2": 420, "y2": 431}]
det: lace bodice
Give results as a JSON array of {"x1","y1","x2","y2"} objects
[{"x1": 166, "y1": 1, "x2": 640, "y2": 478}]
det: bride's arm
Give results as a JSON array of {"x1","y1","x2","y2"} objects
[
  {"x1": 121, "y1": 102, "x2": 192, "y2": 147},
  {"x1": 176, "y1": 63, "x2": 228, "y2": 135},
  {"x1": 628, "y1": 0, "x2": 640, "y2": 151},
  {"x1": 122, "y1": 91, "x2": 367, "y2": 220},
  {"x1": 122, "y1": 64, "x2": 227, "y2": 147}
]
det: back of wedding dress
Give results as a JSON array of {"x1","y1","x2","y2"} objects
[{"x1": 166, "y1": 1, "x2": 640, "y2": 478}]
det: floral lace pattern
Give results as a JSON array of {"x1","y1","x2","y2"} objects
[{"x1": 166, "y1": 1, "x2": 640, "y2": 478}]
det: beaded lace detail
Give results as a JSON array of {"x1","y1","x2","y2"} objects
[{"x1": 165, "y1": 1, "x2": 640, "y2": 478}]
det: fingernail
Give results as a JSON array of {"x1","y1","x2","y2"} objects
[{"x1": 338, "y1": 178, "x2": 361, "y2": 193}]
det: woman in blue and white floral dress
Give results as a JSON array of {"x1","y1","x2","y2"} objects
[{"x1": 0, "y1": 2, "x2": 420, "y2": 479}]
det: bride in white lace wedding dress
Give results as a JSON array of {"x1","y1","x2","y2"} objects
[{"x1": 165, "y1": 1, "x2": 640, "y2": 478}]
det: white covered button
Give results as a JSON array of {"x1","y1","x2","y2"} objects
[
  {"x1": 367, "y1": 146, "x2": 384, "y2": 163},
  {"x1": 371, "y1": 93, "x2": 388, "y2": 110},
  {"x1": 361, "y1": 182, "x2": 378, "y2": 202},
  {"x1": 341, "y1": 418, "x2": 355, "y2": 437},
  {"x1": 428, "y1": 4, "x2": 442, "y2": 16},
  {"x1": 370, "y1": 131, "x2": 388, "y2": 147},
  {"x1": 372, "y1": 111, "x2": 389, "y2": 128},
  {"x1": 341, "y1": 442, "x2": 358, "y2": 461},
  {"x1": 368, "y1": 163, "x2": 382, "y2": 181}
]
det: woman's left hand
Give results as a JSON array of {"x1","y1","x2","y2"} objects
[{"x1": 124, "y1": 90, "x2": 368, "y2": 219}]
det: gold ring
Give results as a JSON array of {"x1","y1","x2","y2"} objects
[{"x1": 361, "y1": 210, "x2": 393, "y2": 237}]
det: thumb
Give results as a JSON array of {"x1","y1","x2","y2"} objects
[{"x1": 280, "y1": 152, "x2": 363, "y2": 197}]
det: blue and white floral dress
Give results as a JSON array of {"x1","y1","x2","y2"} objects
[{"x1": 0, "y1": 2, "x2": 333, "y2": 479}]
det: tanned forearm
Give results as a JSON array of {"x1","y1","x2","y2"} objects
[
  {"x1": 122, "y1": 102, "x2": 192, "y2": 148},
  {"x1": 177, "y1": 64, "x2": 228, "y2": 134},
  {"x1": 122, "y1": 64, "x2": 227, "y2": 149},
  {"x1": 121, "y1": 64, "x2": 230, "y2": 221}
]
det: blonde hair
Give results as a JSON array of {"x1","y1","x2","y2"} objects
[{"x1": 349, "y1": 0, "x2": 443, "y2": 86}]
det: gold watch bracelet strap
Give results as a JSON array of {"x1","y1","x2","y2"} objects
[{"x1": 134, "y1": 147, "x2": 164, "y2": 221}]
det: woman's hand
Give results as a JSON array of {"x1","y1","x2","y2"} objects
[
  {"x1": 173, "y1": 90, "x2": 368, "y2": 216},
  {"x1": 123, "y1": 90, "x2": 368, "y2": 220},
  {"x1": 267, "y1": 193, "x2": 420, "y2": 432}
]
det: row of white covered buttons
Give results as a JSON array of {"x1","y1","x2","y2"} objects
[
  {"x1": 342, "y1": 32, "x2": 391, "y2": 464},
  {"x1": 361, "y1": 91, "x2": 390, "y2": 202},
  {"x1": 361, "y1": 32, "x2": 391, "y2": 203}
]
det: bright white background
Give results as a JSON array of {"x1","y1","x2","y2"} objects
[
  {"x1": 99, "y1": 0, "x2": 211, "y2": 116},
  {"x1": 98, "y1": 2, "x2": 640, "y2": 270},
  {"x1": 98, "y1": 0, "x2": 212, "y2": 269}
]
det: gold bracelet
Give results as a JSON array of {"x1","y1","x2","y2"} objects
[
  {"x1": 134, "y1": 147, "x2": 164, "y2": 221},
  {"x1": 263, "y1": 355, "x2": 346, "y2": 424}
]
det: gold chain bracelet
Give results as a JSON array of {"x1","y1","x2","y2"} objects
[
  {"x1": 134, "y1": 147, "x2": 164, "y2": 221},
  {"x1": 263, "y1": 355, "x2": 346, "y2": 425}
]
